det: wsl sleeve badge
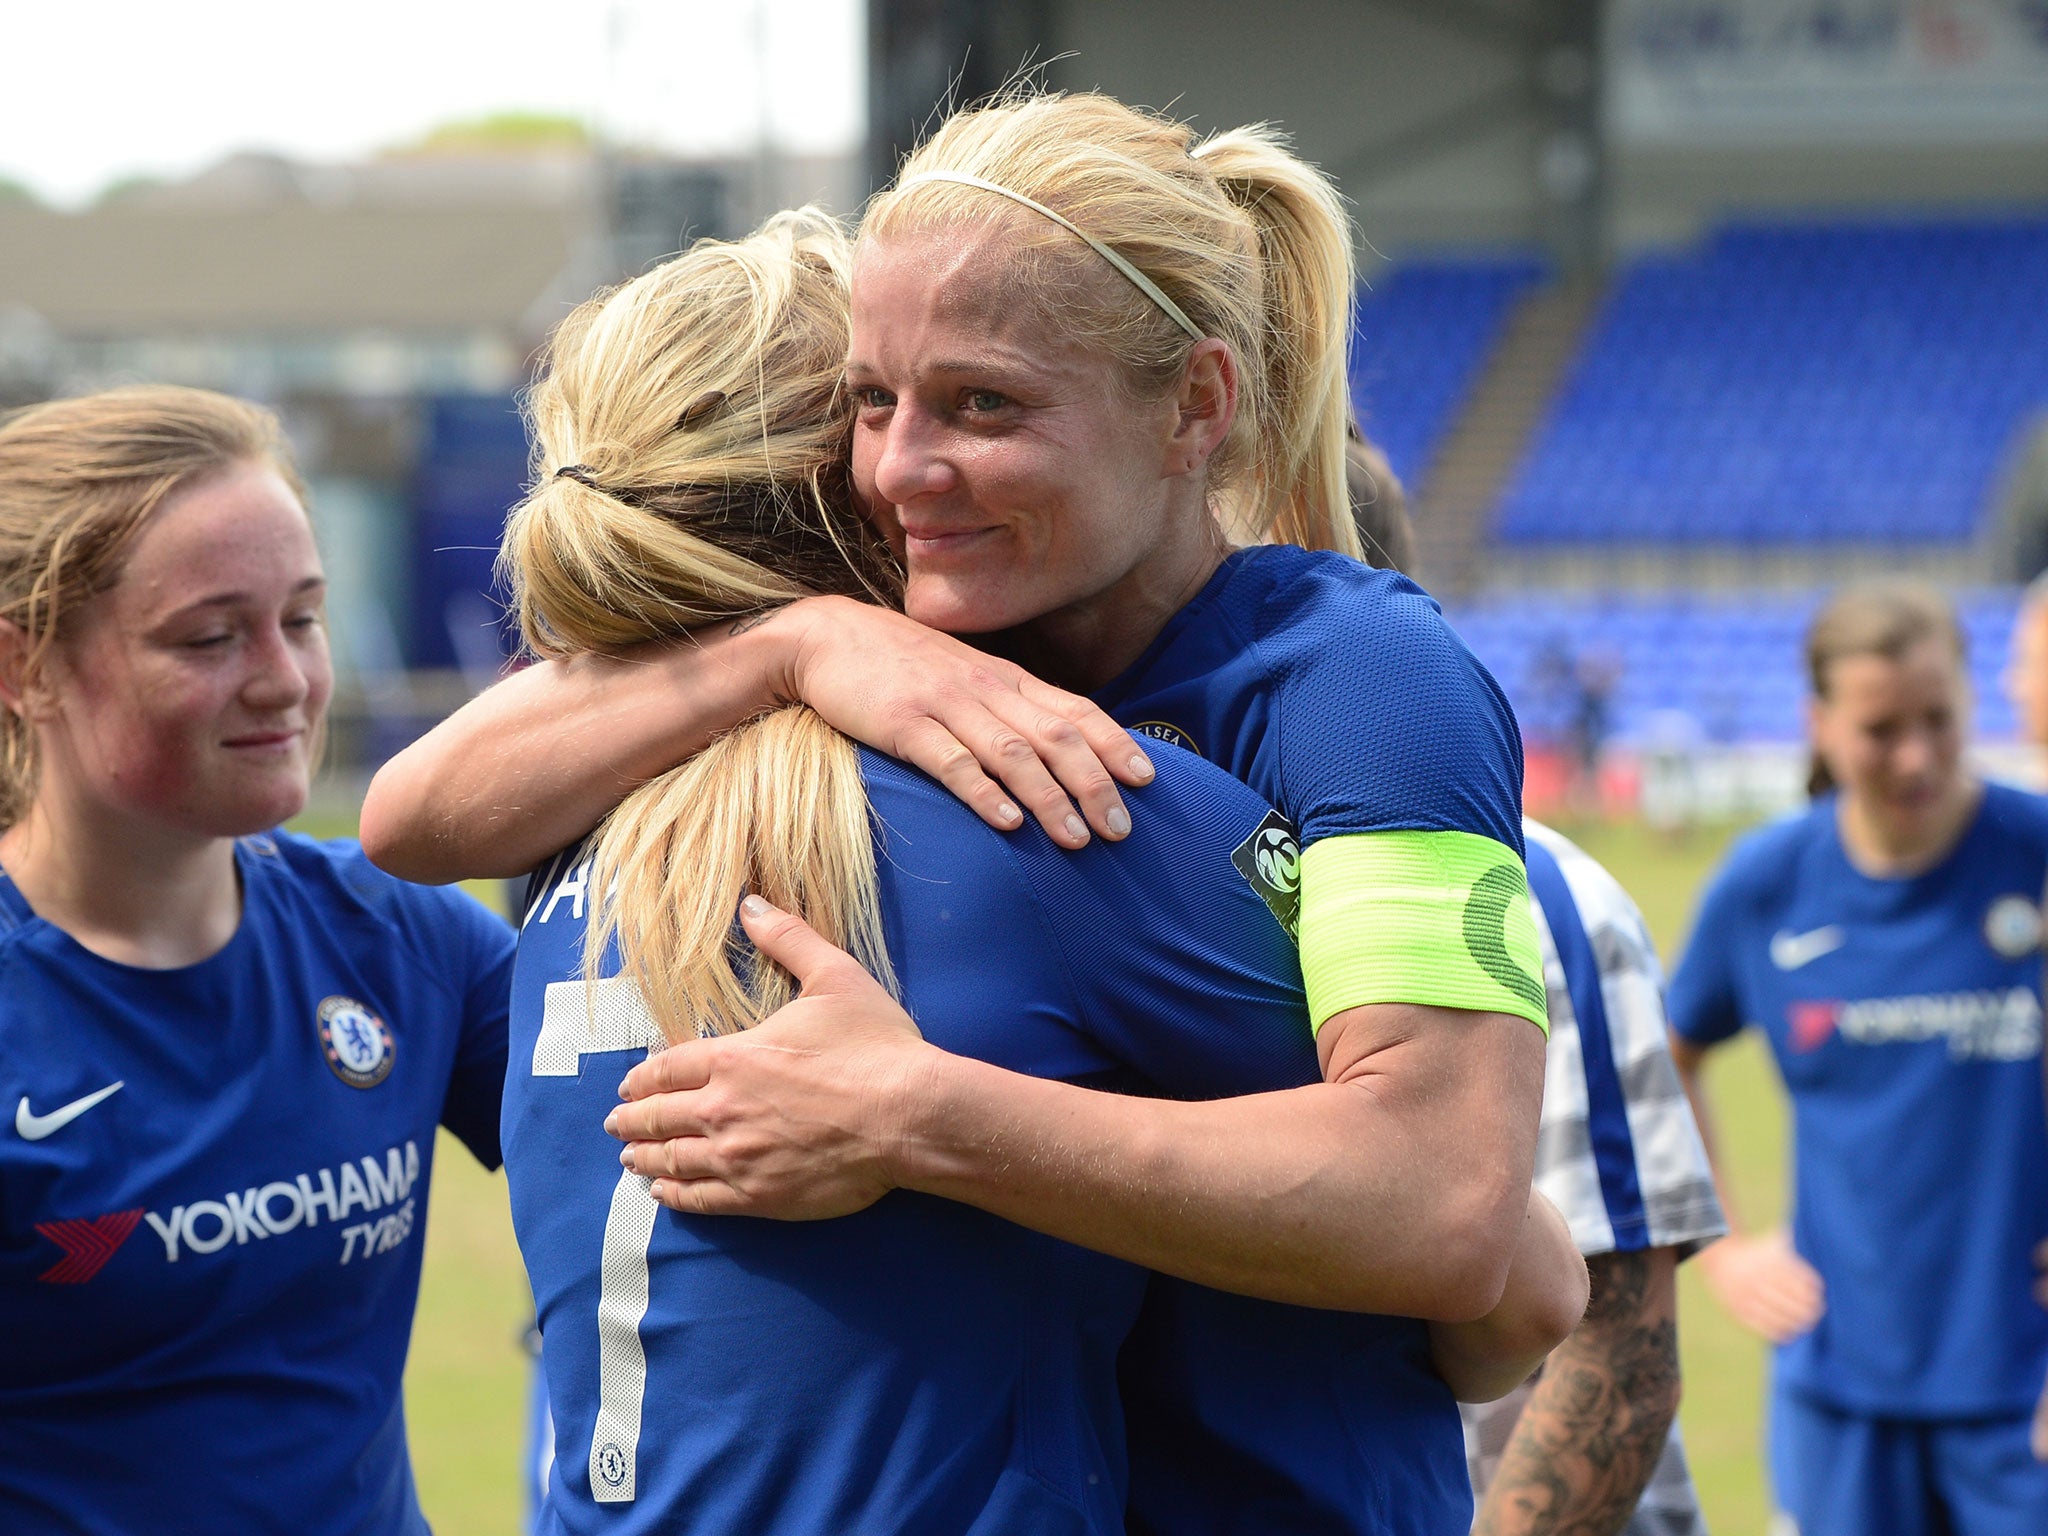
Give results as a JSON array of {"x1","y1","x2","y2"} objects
[
  {"x1": 1232, "y1": 810, "x2": 1302, "y2": 938},
  {"x1": 318, "y1": 996, "x2": 395, "y2": 1088}
]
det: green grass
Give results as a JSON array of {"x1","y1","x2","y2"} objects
[{"x1": 320, "y1": 805, "x2": 1789, "y2": 1535}]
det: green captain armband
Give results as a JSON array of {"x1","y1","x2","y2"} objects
[{"x1": 1298, "y1": 830, "x2": 1548, "y2": 1035}]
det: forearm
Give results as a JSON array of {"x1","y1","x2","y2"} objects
[
  {"x1": 1472, "y1": 1248, "x2": 1681, "y2": 1536},
  {"x1": 1671, "y1": 1037, "x2": 1752, "y2": 1241},
  {"x1": 360, "y1": 621, "x2": 788, "y2": 882},
  {"x1": 892, "y1": 1047, "x2": 1535, "y2": 1317}
]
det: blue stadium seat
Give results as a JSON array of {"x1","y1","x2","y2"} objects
[
  {"x1": 1491, "y1": 217, "x2": 2048, "y2": 546},
  {"x1": 1348, "y1": 254, "x2": 1547, "y2": 497},
  {"x1": 1446, "y1": 588, "x2": 2024, "y2": 743}
]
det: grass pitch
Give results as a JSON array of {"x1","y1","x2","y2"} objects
[{"x1": 385, "y1": 815, "x2": 1788, "y2": 1535}]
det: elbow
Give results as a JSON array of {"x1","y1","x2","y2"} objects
[
  {"x1": 358, "y1": 764, "x2": 445, "y2": 883},
  {"x1": 1416, "y1": 1199, "x2": 1527, "y2": 1323}
]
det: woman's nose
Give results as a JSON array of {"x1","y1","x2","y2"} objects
[
  {"x1": 241, "y1": 624, "x2": 313, "y2": 711},
  {"x1": 868, "y1": 408, "x2": 956, "y2": 508}
]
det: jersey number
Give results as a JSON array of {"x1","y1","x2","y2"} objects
[{"x1": 533, "y1": 977, "x2": 668, "y2": 1505}]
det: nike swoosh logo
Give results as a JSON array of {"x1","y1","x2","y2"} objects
[
  {"x1": 1770, "y1": 926, "x2": 1846, "y2": 971},
  {"x1": 16, "y1": 1081, "x2": 124, "y2": 1142}
]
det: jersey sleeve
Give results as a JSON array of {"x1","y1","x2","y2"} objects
[
  {"x1": 1271, "y1": 573, "x2": 1545, "y2": 1033},
  {"x1": 1663, "y1": 857, "x2": 1752, "y2": 1049},
  {"x1": 332, "y1": 843, "x2": 515, "y2": 1168},
  {"x1": 1525, "y1": 824, "x2": 1726, "y2": 1260},
  {"x1": 999, "y1": 748, "x2": 1319, "y2": 1100},
  {"x1": 430, "y1": 885, "x2": 516, "y2": 1168}
]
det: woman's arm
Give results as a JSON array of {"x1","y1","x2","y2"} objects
[
  {"x1": 1470, "y1": 1246, "x2": 1682, "y2": 1535},
  {"x1": 360, "y1": 597, "x2": 1155, "y2": 884},
  {"x1": 607, "y1": 897, "x2": 1548, "y2": 1317},
  {"x1": 1670, "y1": 1033, "x2": 1826, "y2": 1341},
  {"x1": 1428, "y1": 1189, "x2": 1588, "y2": 1403}
]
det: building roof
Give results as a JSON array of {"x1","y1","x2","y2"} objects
[{"x1": 0, "y1": 200, "x2": 585, "y2": 337}]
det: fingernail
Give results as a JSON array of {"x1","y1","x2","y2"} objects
[
  {"x1": 996, "y1": 801, "x2": 1021, "y2": 824},
  {"x1": 1105, "y1": 805, "x2": 1131, "y2": 838},
  {"x1": 740, "y1": 894, "x2": 770, "y2": 917},
  {"x1": 648, "y1": 1180, "x2": 668, "y2": 1201},
  {"x1": 1064, "y1": 814, "x2": 1089, "y2": 844},
  {"x1": 604, "y1": 1110, "x2": 619, "y2": 1136},
  {"x1": 618, "y1": 1145, "x2": 634, "y2": 1168},
  {"x1": 1128, "y1": 753, "x2": 1155, "y2": 781}
]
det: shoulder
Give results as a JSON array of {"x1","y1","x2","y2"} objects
[
  {"x1": 1232, "y1": 549, "x2": 1523, "y2": 849},
  {"x1": 1708, "y1": 804, "x2": 1830, "y2": 907},
  {"x1": 247, "y1": 830, "x2": 513, "y2": 965},
  {"x1": 860, "y1": 741, "x2": 1277, "y2": 883},
  {"x1": 1226, "y1": 546, "x2": 1474, "y2": 681},
  {"x1": 1978, "y1": 780, "x2": 2048, "y2": 852},
  {"x1": 858, "y1": 742, "x2": 1294, "y2": 962}
]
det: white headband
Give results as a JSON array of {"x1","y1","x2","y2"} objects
[{"x1": 895, "y1": 170, "x2": 1205, "y2": 342}]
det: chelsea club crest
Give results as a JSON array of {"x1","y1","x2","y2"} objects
[
  {"x1": 318, "y1": 996, "x2": 394, "y2": 1088},
  {"x1": 1983, "y1": 895, "x2": 2043, "y2": 960}
]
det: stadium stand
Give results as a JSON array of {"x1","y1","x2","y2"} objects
[
  {"x1": 1493, "y1": 218, "x2": 2048, "y2": 546},
  {"x1": 1448, "y1": 587, "x2": 2022, "y2": 745},
  {"x1": 1349, "y1": 254, "x2": 1547, "y2": 497}
]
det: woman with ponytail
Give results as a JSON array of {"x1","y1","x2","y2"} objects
[
  {"x1": 371, "y1": 90, "x2": 1564, "y2": 1531},
  {"x1": 1667, "y1": 582, "x2": 2048, "y2": 1535},
  {"x1": 500, "y1": 208, "x2": 1580, "y2": 1535}
]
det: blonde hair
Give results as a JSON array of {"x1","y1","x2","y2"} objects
[
  {"x1": 505, "y1": 208, "x2": 901, "y2": 1041},
  {"x1": 1803, "y1": 580, "x2": 1966, "y2": 797},
  {"x1": 863, "y1": 91, "x2": 1361, "y2": 558},
  {"x1": 0, "y1": 385, "x2": 305, "y2": 828}
]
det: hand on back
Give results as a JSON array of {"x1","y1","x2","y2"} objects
[{"x1": 607, "y1": 896, "x2": 933, "y2": 1219}]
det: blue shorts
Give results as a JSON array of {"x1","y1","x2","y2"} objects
[{"x1": 1770, "y1": 1383, "x2": 2048, "y2": 1536}]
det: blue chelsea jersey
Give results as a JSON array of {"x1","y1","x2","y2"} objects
[
  {"x1": 1667, "y1": 783, "x2": 2048, "y2": 1417},
  {"x1": 504, "y1": 743, "x2": 1315, "y2": 1536},
  {"x1": 0, "y1": 832, "x2": 513, "y2": 1536},
  {"x1": 1093, "y1": 544, "x2": 1526, "y2": 859},
  {"x1": 1093, "y1": 545, "x2": 1525, "y2": 1535}
]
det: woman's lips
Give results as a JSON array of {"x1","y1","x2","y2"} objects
[
  {"x1": 901, "y1": 525, "x2": 996, "y2": 560},
  {"x1": 222, "y1": 728, "x2": 302, "y2": 751}
]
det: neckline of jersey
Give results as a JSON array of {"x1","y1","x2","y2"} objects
[
  {"x1": 0, "y1": 837, "x2": 268, "y2": 977},
  {"x1": 1818, "y1": 780, "x2": 1998, "y2": 892},
  {"x1": 1090, "y1": 544, "x2": 1263, "y2": 709}
]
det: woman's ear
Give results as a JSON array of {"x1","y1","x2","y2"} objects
[
  {"x1": 0, "y1": 618, "x2": 51, "y2": 722},
  {"x1": 1166, "y1": 338, "x2": 1238, "y2": 478}
]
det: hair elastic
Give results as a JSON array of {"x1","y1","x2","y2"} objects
[
  {"x1": 553, "y1": 464, "x2": 601, "y2": 488},
  {"x1": 895, "y1": 171, "x2": 1205, "y2": 342}
]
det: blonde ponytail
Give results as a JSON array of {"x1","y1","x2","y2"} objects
[
  {"x1": 866, "y1": 91, "x2": 1360, "y2": 559},
  {"x1": 509, "y1": 209, "x2": 900, "y2": 1041},
  {"x1": 1194, "y1": 128, "x2": 1357, "y2": 556}
]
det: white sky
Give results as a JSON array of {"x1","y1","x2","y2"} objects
[{"x1": 0, "y1": 0, "x2": 864, "y2": 207}]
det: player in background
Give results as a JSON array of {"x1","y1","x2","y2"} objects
[
  {"x1": 1345, "y1": 439, "x2": 1727, "y2": 1535},
  {"x1": 1668, "y1": 582, "x2": 2048, "y2": 1535},
  {"x1": 367, "y1": 90, "x2": 1570, "y2": 1534},
  {"x1": 2002, "y1": 572, "x2": 2048, "y2": 1464},
  {"x1": 0, "y1": 388, "x2": 512, "y2": 1536},
  {"x1": 499, "y1": 211, "x2": 1582, "y2": 1533}
]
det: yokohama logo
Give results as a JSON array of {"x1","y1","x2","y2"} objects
[{"x1": 34, "y1": 1208, "x2": 145, "y2": 1284}]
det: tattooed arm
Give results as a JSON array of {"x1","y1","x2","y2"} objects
[{"x1": 1471, "y1": 1247, "x2": 1682, "y2": 1536}]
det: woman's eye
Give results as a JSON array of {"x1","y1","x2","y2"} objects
[
  {"x1": 286, "y1": 612, "x2": 324, "y2": 631},
  {"x1": 851, "y1": 386, "x2": 891, "y2": 411},
  {"x1": 184, "y1": 633, "x2": 232, "y2": 650}
]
